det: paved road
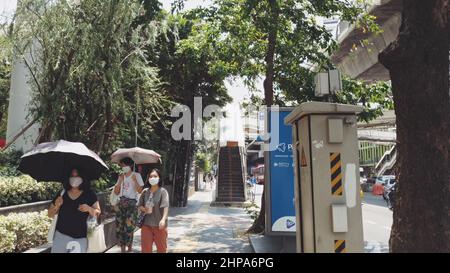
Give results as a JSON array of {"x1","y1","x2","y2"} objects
[{"x1": 362, "y1": 192, "x2": 392, "y2": 252}]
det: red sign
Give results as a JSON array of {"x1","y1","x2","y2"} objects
[{"x1": 0, "y1": 138, "x2": 6, "y2": 149}]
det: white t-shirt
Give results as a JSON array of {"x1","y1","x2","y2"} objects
[{"x1": 119, "y1": 172, "x2": 144, "y2": 200}]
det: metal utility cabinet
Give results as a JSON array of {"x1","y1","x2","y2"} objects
[{"x1": 284, "y1": 102, "x2": 364, "y2": 253}]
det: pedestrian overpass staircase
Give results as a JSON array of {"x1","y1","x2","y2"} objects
[
  {"x1": 374, "y1": 145, "x2": 397, "y2": 176},
  {"x1": 214, "y1": 146, "x2": 246, "y2": 203}
]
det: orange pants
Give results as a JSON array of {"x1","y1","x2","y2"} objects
[{"x1": 141, "y1": 225, "x2": 168, "y2": 253}]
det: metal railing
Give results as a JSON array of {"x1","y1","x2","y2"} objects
[
  {"x1": 335, "y1": 20, "x2": 351, "y2": 41},
  {"x1": 374, "y1": 144, "x2": 397, "y2": 176},
  {"x1": 334, "y1": 0, "x2": 387, "y2": 41},
  {"x1": 214, "y1": 140, "x2": 221, "y2": 201},
  {"x1": 239, "y1": 146, "x2": 247, "y2": 201}
]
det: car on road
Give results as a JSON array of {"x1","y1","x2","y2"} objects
[
  {"x1": 361, "y1": 175, "x2": 395, "y2": 194},
  {"x1": 376, "y1": 175, "x2": 395, "y2": 186},
  {"x1": 361, "y1": 176, "x2": 377, "y2": 192}
]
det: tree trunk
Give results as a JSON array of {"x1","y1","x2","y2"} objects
[
  {"x1": 262, "y1": 0, "x2": 278, "y2": 107},
  {"x1": 379, "y1": 0, "x2": 450, "y2": 252},
  {"x1": 38, "y1": 120, "x2": 53, "y2": 143},
  {"x1": 173, "y1": 140, "x2": 185, "y2": 207},
  {"x1": 171, "y1": 138, "x2": 193, "y2": 207},
  {"x1": 248, "y1": 189, "x2": 266, "y2": 234},
  {"x1": 448, "y1": 3, "x2": 450, "y2": 253},
  {"x1": 194, "y1": 167, "x2": 199, "y2": 191},
  {"x1": 172, "y1": 95, "x2": 196, "y2": 207},
  {"x1": 248, "y1": 0, "x2": 279, "y2": 234},
  {"x1": 182, "y1": 140, "x2": 194, "y2": 206}
]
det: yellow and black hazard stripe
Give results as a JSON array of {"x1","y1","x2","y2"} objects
[
  {"x1": 330, "y1": 152, "x2": 343, "y2": 196},
  {"x1": 334, "y1": 240, "x2": 346, "y2": 253}
]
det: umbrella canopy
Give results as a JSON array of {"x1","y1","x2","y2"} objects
[
  {"x1": 111, "y1": 147, "x2": 161, "y2": 165},
  {"x1": 18, "y1": 140, "x2": 108, "y2": 182}
]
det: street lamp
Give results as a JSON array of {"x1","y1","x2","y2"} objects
[{"x1": 314, "y1": 69, "x2": 343, "y2": 97}]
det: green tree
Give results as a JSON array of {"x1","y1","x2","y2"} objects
[
  {"x1": 12, "y1": 0, "x2": 168, "y2": 155},
  {"x1": 199, "y1": 0, "x2": 380, "y2": 233},
  {"x1": 243, "y1": 76, "x2": 394, "y2": 123},
  {"x1": 144, "y1": 11, "x2": 231, "y2": 206},
  {"x1": 336, "y1": 78, "x2": 393, "y2": 122},
  {"x1": 194, "y1": 153, "x2": 209, "y2": 173},
  {"x1": 8, "y1": 1, "x2": 232, "y2": 207},
  {"x1": 0, "y1": 30, "x2": 11, "y2": 139}
]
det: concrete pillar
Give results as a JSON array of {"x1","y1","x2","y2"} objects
[
  {"x1": 6, "y1": 0, "x2": 40, "y2": 152},
  {"x1": 6, "y1": 49, "x2": 40, "y2": 153}
]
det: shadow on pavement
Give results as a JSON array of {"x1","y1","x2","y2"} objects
[
  {"x1": 362, "y1": 192, "x2": 388, "y2": 208},
  {"x1": 181, "y1": 223, "x2": 252, "y2": 253},
  {"x1": 168, "y1": 200, "x2": 204, "y2": 216}
]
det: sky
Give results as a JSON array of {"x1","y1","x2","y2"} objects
[
  {"x1": 161, "y1": 0, "x2": 212, "y2": 11},
  {"x1": 0, "y1": 0, "x2": 213, "y2": 19},
  {"x1": 0, "y1": 1, "x2": 213, "y2": 22},
  {"x1": 0, "y1": 0, "x2": 17, "y2": 22}
]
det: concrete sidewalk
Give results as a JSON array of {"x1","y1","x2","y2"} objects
[{"x1": 106, "y1": 190, "x2": 254, "y2": 253}]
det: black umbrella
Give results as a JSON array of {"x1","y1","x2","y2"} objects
[{"x1": 18, "y1": 140, "x2": 108, "y2": 182}]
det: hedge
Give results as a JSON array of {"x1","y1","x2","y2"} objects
[
  {"x1": 0, "y1": 150, "x2": 23, "y2": 177},
  {"x1": 0, "y1": 210, "x2": 51, "y2": 253},
  {"x1": 0, "y1": 176, "x2": 62, "y2": 207}
]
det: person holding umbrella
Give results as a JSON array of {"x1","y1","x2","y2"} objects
[
  {"x1": 17, "y1": 140, "x2": 109, "y2": 253},
  {"x1": 48, "y1": 168, "x2": 101, "y2": 253},
  {"x1": 113, "y1": 157, "x2": 144, "y2": 253}
]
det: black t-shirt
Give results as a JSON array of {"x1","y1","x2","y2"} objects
[{"x1": 52, "y1": 190, "x2": 97, "y2": 238}]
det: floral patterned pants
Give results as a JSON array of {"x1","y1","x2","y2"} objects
[{"x1": 115, "y1": 197, "x2": 137, "y2": 247}]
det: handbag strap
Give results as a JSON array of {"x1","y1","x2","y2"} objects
[
  {"x1": 120, "y1": 172, "x2": 137, "y2": 197},
  {"x1": 143, "y1": 188, "x2": 151, "y2": 206},
  {"x1": 118, "y1": 175, "x2": 125, "y2": 197},
  {"x1": 159, "y1": 188, "x2": 164, "y2": 207}
]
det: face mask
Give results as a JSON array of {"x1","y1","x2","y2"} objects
[
  {"x1": 122, "y1": 166, "x2": 131, "y2": 173},
  {"x1": 69, "y1": 177, "x2": 83, "y2": 188},
  {"x1": 149, "y1": 177, "x2": 159, "y2": 186}
]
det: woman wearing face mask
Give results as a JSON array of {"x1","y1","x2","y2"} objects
[
  {"x1": 114, "y1": 157, "x2": 144, "y2": 253},
  {"x1": 138, "y1": 169, "x2": 169, "y2": 253},
  {"x1": 48, "y1": 168, "x2": 101, "y2": 253}
]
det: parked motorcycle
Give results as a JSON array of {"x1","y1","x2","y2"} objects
[{"x1": 384, "y1": 184, "x2": 395, "y2": 211}]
